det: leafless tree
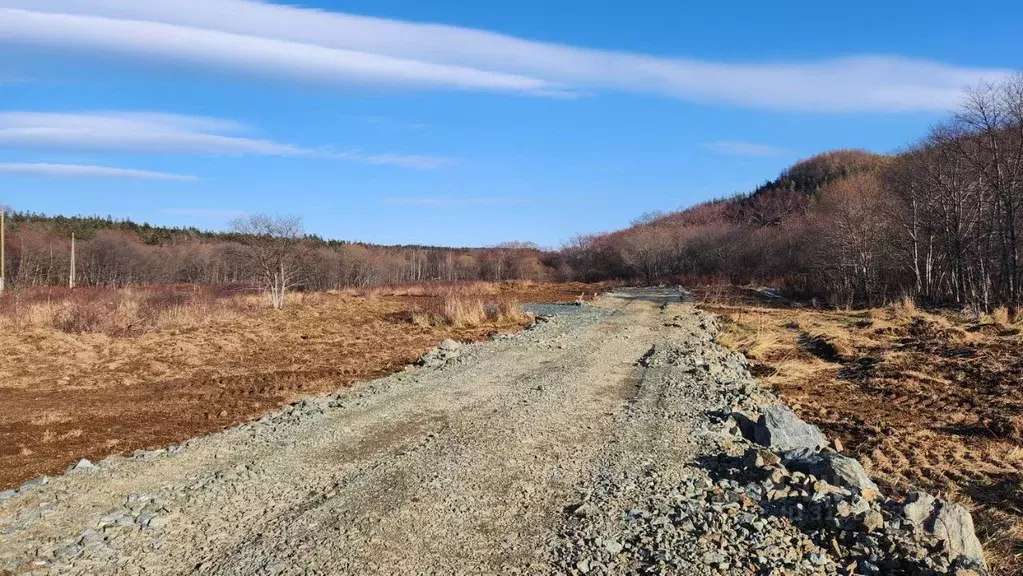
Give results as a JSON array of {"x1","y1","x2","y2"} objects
[
  {"x1": 951, "y1": 75, "x2": 1023, "y2": 314},
  {"x1": 230, "y1": 214, "x2": 306, "y2": 309}
]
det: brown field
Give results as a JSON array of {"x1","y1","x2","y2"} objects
[
  {"x1": 692, "y1": 285, "x2": 1023, "y2": 574},
  {"x1": 0, "y1": 281, "x2": 604, "y2": 491}
]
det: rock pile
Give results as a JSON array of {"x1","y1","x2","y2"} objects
[
  {"x1": 417, "y1": 338, "x2": 462, "y2": 368},
  {"x1": 552, "y1": 307, "x2": 988, "y2": 576},
  {"x1": 734, "y1": 404, "x2": 985, "y2": 574},
  {"x1": 733, "y1": 443, "x2": 986, "y2": 575}
]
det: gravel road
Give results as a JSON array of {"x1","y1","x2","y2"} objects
[{"x1": 0, "y1": 289, "x2": 981, "y2": 575}]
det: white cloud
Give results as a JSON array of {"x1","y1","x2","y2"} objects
[
  {"x1": 0, "y1": 111, "x2": 307, "y2": 155},
  {"x1": 0, "y1": 0, "x2": 1013, "y2": 112},
  {"x1": 384, "y1": 197, "x2": 533, "y2": 206},
  {"x1": 0, "y1": 162, "x2": 197, "y2": 180},
  {"x1": 0, "y1": 111, "x2": 457, "y2": 168},
  {"x1": 362, "y1": 154, "x2": 456, "y2": 170},
  {"x1": 704, "y1": 140, "x2": 792, "y2": 157},
  {"x1": 0, "y1": 8, "x2": 552, "y2": 95}
]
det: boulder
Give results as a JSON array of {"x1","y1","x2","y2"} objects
[
  {"x1": 901, "y1": 492, "x2": 986, "y2": 569},
  {"x1": 781, "y1": 448, "x2": 879, "y2": 494},
  {"x1": 438, "y1": 339, "x2": 461, "y2": 352},
  {"x1": 753, "y1": 405, "x2": 827, "y2": 452},
  {"x1": 903, "y1": 491, "x2": 937, "y2": 526}
]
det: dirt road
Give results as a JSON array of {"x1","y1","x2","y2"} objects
[{"x1": 0, "y1": 290, "x2": 981, "y2": 575}]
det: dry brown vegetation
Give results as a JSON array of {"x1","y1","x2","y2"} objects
[
  {"x1": 562, "y1": 76, "x2": 1023, "y2": 318},
  {"x1": 692, "y1": 285, "x2": 1023, "y2": 574},
  {"x1": 0, "y1": 281, "x2": 604, "y2": 491}
]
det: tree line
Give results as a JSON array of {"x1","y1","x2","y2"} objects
[
  {"x1": 0, "y1": 211, "x2": 552, "y2": 296},
  {"x1": 3, "y1": 75, "x2": 1021, "y2": 312},
  {"x1": 554, "y1": 75, "x2": 1023, "y2": 314}
]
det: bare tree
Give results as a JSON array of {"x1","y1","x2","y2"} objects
[
  {"x1": 230, "y1": 214, "x2": 306, "y2": 309},
  {"x1": 952, "y1": 75, "x2": 1023, "y2": 314}
]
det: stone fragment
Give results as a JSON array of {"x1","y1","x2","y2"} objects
[
  {"x1": 21, "y1": 476, "x2": 49, "y2": 490},
  {"x1": 753, "y1": 405, "x2": 827, "y2": 451},
  {"x1": 571, "y1": 502, "x2": 600, "y2": 518},
  {"x1": 781, "y1": 448, "x2": 879, "y2": 494},
  {"x1": 68, "y1": 459, "x2": 96, "y2": 472},
  {"x1": 742, "y1": 447, "x2": 781, "y2": 470},
  {"x1": 438, "y1": 339, "x2": 461, "y2": 351},
  {"x1": 902, "y1": 492, "x2": 986, "y2": 569},
  {"x1": 862, "y1": 511, "x2": 884, "y2": 532}
]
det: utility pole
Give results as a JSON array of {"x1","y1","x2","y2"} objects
[
  {"x1": 69, "y1": 232, "x2": 76, "y2": 289},
  {"x1": 0, "y1": 209, "x2": 5, "y2": 295}
]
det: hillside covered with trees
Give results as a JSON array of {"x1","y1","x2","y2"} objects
[{"x1": 556, "y1": 76, "x2": 1023, "y2": 314}]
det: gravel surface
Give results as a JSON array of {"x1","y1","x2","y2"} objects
[{"x1": 0, "y1": 289, "x2": 984, "y2": 575}]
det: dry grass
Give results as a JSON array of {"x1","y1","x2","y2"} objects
[
  {"x1": 0, "y1": 281, "x2": 607, "y2": 492},
  {"x1": 410, "y1": 296, "x2": 535, "y2": 329},
  {"x1": 0, "y1": 286, "x2": 255, "y2": 337},
  {"x1": 442, "y1": 297, "x2": 489, "y2": 328},
  {"x1": 691, "y1": 285, "x2": 1023, "y2": 574}
]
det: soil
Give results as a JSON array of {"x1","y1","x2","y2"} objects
[{"x1": 0, "y1": 282, "x2": 599, "y2": 491}]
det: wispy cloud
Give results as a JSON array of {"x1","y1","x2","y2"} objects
[
  {"x1": 382, "y1": 197, "x2": 603, "y2": 207},
  {"x1": 361, "y1": 154, "x2": 455, "y2": 169},
  {"x1": 0, "y1": 162, "x2": 196, "y2": 180},
  {"x1": 704, "y1": 140, "x2": 792, "y2": 157},
  {"x1": 0, "y1": 111, "x2": 305, "y2": 155},
  {"x1": 384, "y1": 197, "x2": 534, "y2": 206},
  {"x1": 0, "y1": 0, "x2": 1012, "y2": 112},
  {"x1": 0, "y1": 111, "x2": 457, "y2": 168}
]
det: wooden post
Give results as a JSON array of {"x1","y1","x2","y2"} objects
[
  {"x1": 0, "y1": 209, "x2": 5, "y2": 295},
  {"x1": 69, "y1": 232, "x2": 76, "y2": 289}
]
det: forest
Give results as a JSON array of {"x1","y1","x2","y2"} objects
[
  {"x1": 558, "y1": 75, "x2": 1023, "y2": 313},
  {"x1": 2, "y1": 75, "x2": 1022, "y2": 313},
  {"x1": 0, "y1": 212, "x2": 550, "y2": 291}
]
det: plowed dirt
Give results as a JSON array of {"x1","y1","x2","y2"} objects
[{"x1": 0, "y1": 282, "x2": 600, "y2": 490}]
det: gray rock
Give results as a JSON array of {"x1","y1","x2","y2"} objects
[
  {"x1": 753, "y1": 405, "x2": 827, "y2": 451},
  {"x1": 21, "y1": 476, "x2": 49, "y2": 490},
  {"x1": 604, "y1": 539, "x2": 623, "y2": 555},
  {"x1": 702, "y1": 551, "x2": 726, "y2": 565},
  {"x1": 903, "y1": 492, "x2": 936, "y2": 526},
  {"x1": 132, "y1": 449, "x2": 164, "y2": 459},
  {"x1": 902, "y1": 492, "x2": 986, "y2": 568},
  {"x1": 0, "y1": 489, "x2": 16, "y2": 499},
  {"x1": 572, "y1": 502, "x2": 600, "y2": 518},
  {"x1": 99, "y1": 512, "x2": 127, "y2": 526},
  {"x1": 781, "y1": 449, "x2": 879, "y2": 494},
  {"x1": 419, "y1": 340, "x2": 463, "y2": 368},
  {"x1": 438, "y1": 339, "x2": 461, "y2": 351},
  {"x1": 68, "y1": 458, "x2": 97, "y2": 472}
]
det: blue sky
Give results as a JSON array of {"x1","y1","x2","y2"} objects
[{"x1": 0, "y1": 0, "x2": 1020, "y2": 247}]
